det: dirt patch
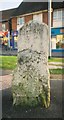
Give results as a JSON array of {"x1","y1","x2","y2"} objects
[
  {"x1": 50, "y1": 74, "x2": 64, "y2": 80},
  {"x1": 0, "y1": 69, "x2": 13, "y2": 76}
]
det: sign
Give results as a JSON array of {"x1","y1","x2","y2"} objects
[
  {"x1": 0, "y1": 31, "x2": 8, "y2": 37},
  {"x1": 60, "y1": 29, "x2": 64, "y2": 33},
  {"x1": 11, "y1": 31, "x2": 18, "y2": 36},
  {"x1": 51, "y1": 27, "x2": 64, "y2": 36}
]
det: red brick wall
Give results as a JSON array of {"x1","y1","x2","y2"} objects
[
  {"x1": 24, "y1": 12, "x2": 53, "y2": 26},
  {"x1": 0, "y1": 23, "x2": 2, "y2": 31},
  {"x1": 25, "y1": 15, "x2": 33, "y2": 23},
  {"x1": 11, "y1": 12, "x2": 53, "y2": 31},
  {"x1": 51, "y1": 12, "x2": 53, "y2": 27},
  {"x1": 43, "y1": 12, "x2": 48, "y2": 25},
  {"x1": 5, "y1": 22, "x2": 9, "y2": 30},
  {"x1": 43, "y1": 12, "x2": 53, "y2": 26},
  {"x1": 12, "y1": 17, "x2": 17, "y2": 30}
]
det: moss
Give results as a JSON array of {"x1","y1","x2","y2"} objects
[
  {"x1": 13, "y1": 94, "x2": 39, "y2": 107},
  {"x1": 39, "y1": 93, "x2": 47, "y2": 107},
  {"x1": 12, "y1": 50, "x2": 50, "y2": 107},
  {"x1": 12, "y1": 78, "x2": 50, "y2": 107}
]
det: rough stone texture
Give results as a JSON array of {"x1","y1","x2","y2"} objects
[{"x1": 12, "y1": 21, "x2": 50, "y2": 108}]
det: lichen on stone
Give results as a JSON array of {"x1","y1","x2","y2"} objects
[{"x1": 12, "y1": 21, "x2": 50, "y2": 108}]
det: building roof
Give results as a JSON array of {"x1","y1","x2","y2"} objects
[
  {"x1": 0, "y1": 1, "x2": 64, "y2": 22},
  {"x1": 0, "y1": 8, "x2": 16, "y2": 22},
  {"x1": 12, "y1": 1, "x2": 64, "y2": 17},
  {"x1": 52, "y1": 1, "x2": 64, "y2": 10},
  {"x1": 12, "y1": 2, "x2": 48, "y2": 17}
]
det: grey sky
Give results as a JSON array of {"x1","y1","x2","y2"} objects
[{"x1": 0, "y1": 0, "x2": 23, "y2": 11}]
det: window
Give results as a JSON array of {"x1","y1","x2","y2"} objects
[
  {"x1": 53, "y1": 10, "x2": 62, "y2": 21},
  {"x1": 17, "y1": 17, "x2": 24, "y2": 25},
  {"x1": 58, "y1": 10, "x2": 62, "y2": 20},
  {"x1": 33, "y1": 13, "x2": 42, "y2": 23},
  {"x1": 2, "y1": 24, "x2": 5, "y2": 31},
  {"x1": 20, "y1": 18, "x2": 24, "y2": 24},
  {"x1": 62, "y1": 9, "x2": 64, "y2": 21},
  {"x1": 53, "y1": 11, "x2": 57, "y2": 20}
]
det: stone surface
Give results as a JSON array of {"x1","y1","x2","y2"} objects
[{"x1": 12, "y1": 21, "x2": 50, "y2": 108}]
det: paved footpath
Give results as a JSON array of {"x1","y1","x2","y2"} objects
[
  {"x1": 0, "y1": 73, "x2": 63, "y2": 91},
  {"x1": 48, "y1": 62, "x2": 64, "y2": 69},
  {"x1": 0, "y1": 75, "x2": 12, "y2": 90}
]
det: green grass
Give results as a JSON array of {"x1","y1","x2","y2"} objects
[
  {"x1": 0, "y1": 56, "x2": 17, "y2": 70},
  {"x1": 49, "y1": 68, "x2": 64, "y2": 74},
  {"x1": 48, "y1": 57, "x2": 64, "y2": 63},
  {"x1": 0, "y1": 56, "x2": 64, "y2": 74}
]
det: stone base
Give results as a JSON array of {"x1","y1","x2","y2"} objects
[{"x1": 12, "y1": 49, "x2": 50, "y2": 108}]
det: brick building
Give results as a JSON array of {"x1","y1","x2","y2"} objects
[
  {"x1": 0, "y1": 2, "x2": 52, "y2": 32},
  {"x1": 0, "y1": 8, "x2": 16, "y2": 32},
  {"x1": 51, "y1": 2, "x2": 64, "y2": 51},
  {"x1": 12, "y1": 2, "x2": 51, "y2": 31},
  {"x1": 0, "y1": 2, "x2": 51, "y2": 49},
  {"x1": 0, "y1": 1, "x2": 64, "y2": 52},
  {"x1": 1, "y1": 2, "x2": 64, "y2": 33}
]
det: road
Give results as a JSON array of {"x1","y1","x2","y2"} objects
[
  {"x1": 0, "y1": 79, "x2": 63, "y2": 118},
  {"x1": 0, "y1": 69, "x2": 63, "y2": 119}
]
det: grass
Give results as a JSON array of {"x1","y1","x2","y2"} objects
[
  {"x1": 49, "y1": 68, "x2": 64, "y2": 74},
  {"x1": 0, "y1": 56, "x2": 64, "y2": 74},
  {"x1": 48, "y1": 57, "x2": 64, "y2": 63},
  {"x1": 0, "y1": 56, "x2": 17, "y2": 70}
]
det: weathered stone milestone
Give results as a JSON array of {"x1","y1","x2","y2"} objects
[{"x1": 12, "y1": 21, "x2": 50, "y2": 108}]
